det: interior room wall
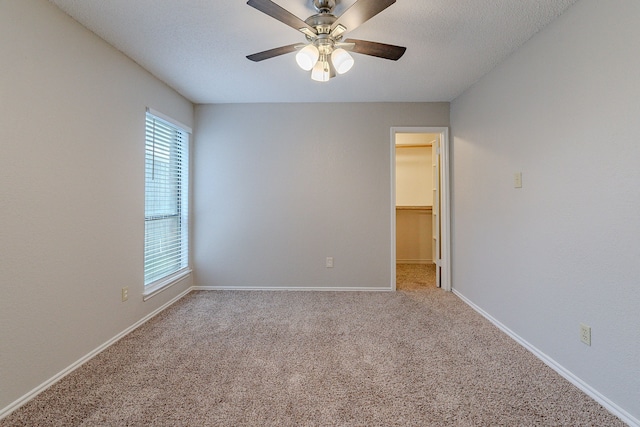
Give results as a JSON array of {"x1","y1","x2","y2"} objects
[
  {"x1": 395, "y1": 210, "x2": 433, "y2": 264},
  {"x1": 193, "y1": 103, "x2": 449, "y2": 289},
  {"x1": 395, "y1": 146, "x2": 432, "y2": 207},
  {"x1": 0, "y1": 0, "x2": 194, "y2": 414},
  {"x1": 450, "y1": 0, "x2": 640, "y2": 422}
]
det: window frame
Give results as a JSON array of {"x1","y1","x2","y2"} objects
[{"x1": 143, "y1": 108, "x2": 192, "y2": 300}]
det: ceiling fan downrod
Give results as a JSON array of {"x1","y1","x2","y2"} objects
[{"x1": 313, "y1": 0, "x2": 336, "y2": 14}]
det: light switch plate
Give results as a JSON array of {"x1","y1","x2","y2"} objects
[{"x1": 514, "y1": 172, "x2": 522, "y2": 188}]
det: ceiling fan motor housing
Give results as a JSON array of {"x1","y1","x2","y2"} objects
[{"x1": 305, "y1": 13, "x2": 337, "y2": 36}]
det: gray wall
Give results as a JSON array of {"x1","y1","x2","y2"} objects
[
  {"x1": 450, "y1": 0, "x2": 640, "y2": 421},
  {"x1": 0, "y1": 0, "x2": 194, "y2": 412},
  {"x1": 193, "y1": 103, "x2": 449, "y2": 289}
]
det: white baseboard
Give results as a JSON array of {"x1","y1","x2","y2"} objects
[
  {"x1": 452, "y1": 289, "x2": 639, "y2": 427},
  {"x1": 192, "y1": 286, "x2": 393, "y2": 292},
  {"x1": 0, "y1": 287, "x2": 192, "y2": 420},
  {"x1": 396, "y1": 259, "x2": 433, "y2": 265}
]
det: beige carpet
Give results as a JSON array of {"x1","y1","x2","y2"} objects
[
  {"x1": 1, "y1": 289, "x2": 624, "y2": 426},
  {"x1": 396, "y1": 263, "x2": 437, "y2": 291}
]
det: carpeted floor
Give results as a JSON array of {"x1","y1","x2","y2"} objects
[
  {"x1": 396, "y1": 263, "x2": 436, "y2": 290},
  {"x1": 1, "y1": 288, "x2": 624, "y2": 426}
]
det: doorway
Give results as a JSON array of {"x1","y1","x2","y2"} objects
[{"x1": 391, "y1": 127, "x2": 450, "y2": 291}]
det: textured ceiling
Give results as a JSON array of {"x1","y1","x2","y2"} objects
[{"x1": 48, "y1": 0, "x2": 578, "y2": 104}]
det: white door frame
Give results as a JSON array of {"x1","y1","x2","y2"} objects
[{"x1": 390, "y1": 127, "x2": 451, "y2": 291}]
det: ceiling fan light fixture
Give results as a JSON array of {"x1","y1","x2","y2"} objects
[
  {"x1": 295, "y1": 44, "x2": 319, "y2": 71},
  {"x1": 311, "y1": 55, "x2": 330, "y2": 82},
  {"x1": 331, "y1": 48, "x2": 354, "y2": 74}
]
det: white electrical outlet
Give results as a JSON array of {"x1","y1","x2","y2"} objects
[
  {"x1": 580, "y1": 323, "x2": 591, "y2": 346},
  {"x1": 122, "y1": 287, "x2": 129, "y2": 302},
  {"x1": 326, "y1": 257, "x2": 334, "y2": 268}
]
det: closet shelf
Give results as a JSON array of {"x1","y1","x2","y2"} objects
[{"x1": 396, "y1": 206, "x2": 432, "y2": 212}]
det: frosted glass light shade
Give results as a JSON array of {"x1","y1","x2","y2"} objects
[
  {"x1": 311, "y1": 58, "x2": 330, "y2": 82},
  {"x1": 295, "y1": 44, "x2": 319, "y2": 71},
  {"x1": 331, "y1": 48, "x2": 354, "y2": 74}
]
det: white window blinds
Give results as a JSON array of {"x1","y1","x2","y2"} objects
[{"x1": 144, "y1": 111, "x2": 189, "y2": 286}]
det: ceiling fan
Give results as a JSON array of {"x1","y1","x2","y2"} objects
[{"x1": 246, "y1": 0, "x2": 406, "y2": 82}]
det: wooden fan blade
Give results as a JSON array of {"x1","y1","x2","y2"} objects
[
  {"x1": 247, "y1": 0, "x2": 316, "y2": 34},
  {"x1": 344, "y1": 38, "x2": 406, "y2": 60},
  {"x1": 247, "y1": 44, "x2": 300, "y2": 62},
  {"x1": 331, "y1": 0, "x2": 396, "y2": 32}
]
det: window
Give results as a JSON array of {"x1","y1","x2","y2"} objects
[{"x1": 144, "y1": 110, "x2": 190, "y2": 290}]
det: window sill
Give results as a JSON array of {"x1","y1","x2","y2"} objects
[{"x1": 143, "y1": 268, "x2": 192, "y2": 301}]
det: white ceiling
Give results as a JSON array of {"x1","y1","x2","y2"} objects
[{"x1": 48, "y1": 0, "x2": 578, "y2": 104}]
